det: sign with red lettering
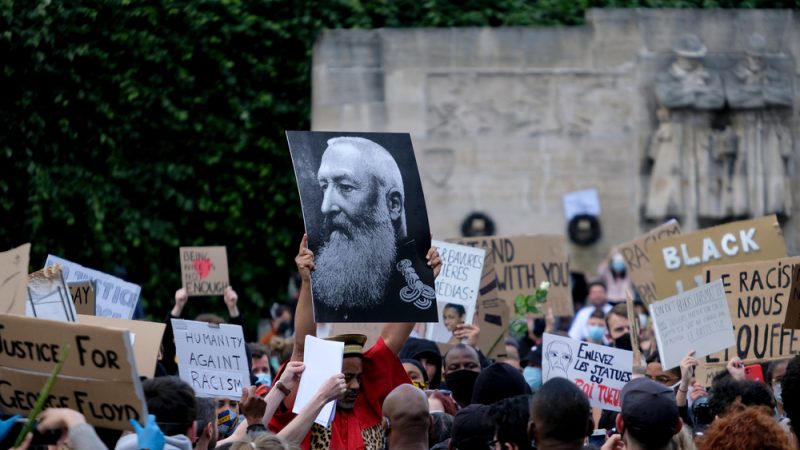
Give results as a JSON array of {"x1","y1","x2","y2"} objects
[
  {"x1": 179, "y1": 246, "x2": 229, "y2": 296},
  {"x1": 542, "y1": 333, "x2": 632, "y2": 412},
  {"x1": 614, "y1": 220, "x2": 681, "y2": 305},
  {"x1": 649, "y1": 215, "x2": 786, "y2": 300}
]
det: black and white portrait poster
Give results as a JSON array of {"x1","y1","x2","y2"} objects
[{"x1": 287, "y1": 131, "x2": 438, "y2": 323}]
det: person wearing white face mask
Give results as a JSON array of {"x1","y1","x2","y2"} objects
[
  {"x1": 597, "y1": 252, "x2": 634, "y2": 303},
  {"x1": 249, "y1": 343, "x2": 274, "y2": 388}
]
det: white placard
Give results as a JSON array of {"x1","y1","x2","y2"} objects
[
  {"x1": 426, "y1": 241, "x2": 485, "y2": 343},
  {"x1": 171, "y1": 319, "x2": 250, "y2": 400},
  {"x1": 293, "y1": 335, "x2": 344, "y2": 428},
  {"x1": 45, "y1": 255, "x2": 141, "y2": 319},
  {"x1": 542, "y1": 333, "x2": 633, "y2": 412},
  {"x1": 650, "y1": 280, "x2": 735, "y2": 370},
  {"x1": 562, "y1": 189, "x2": 601, "y2": 221}
]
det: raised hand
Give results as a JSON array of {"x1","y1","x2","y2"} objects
[
  {"x1": 129, "y1": 414, "x2": 165, "y2": 450},
  {"x1": 296, "y1": 234, "x2": 315, "y2": 283},
  {"x1": 239, "y1": 386, "x2": 267, "y2": 426},
  {"x1": 172, "y1": 288, "x2": 188, "y2": 316},
  {"x1": 426, "y1": 246, "x2": 442, "y2": 278},
  {"x1": 280, "y1": 361, "x2": 306, "y2": 392},
  {"x1": 223, "y1": 286, "x2": 239, "y2": 317}
]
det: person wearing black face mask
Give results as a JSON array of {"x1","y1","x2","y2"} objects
[
  {"x1": 605, "y1": 304, "x2": 633, "y2": 351},
  {"x1": 441, "y1": 344, "x2": 482, "y2": 408}
]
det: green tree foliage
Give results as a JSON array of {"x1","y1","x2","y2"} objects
[{"x1": 0, "y1": 0, "x2": 796, "y2": 334}]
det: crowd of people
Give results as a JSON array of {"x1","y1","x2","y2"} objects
[{"x1": 1, "y1": 241, "x2": 798, "y2": 450}]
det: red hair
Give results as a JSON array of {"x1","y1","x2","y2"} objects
[{"x1": 698, "y1": 406, "x2": 792, "y2": 450}]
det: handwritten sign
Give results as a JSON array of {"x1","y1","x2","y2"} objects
[
  {"x1": 785, "y1": 265, "x2": 800, "y2": 330},
  {"x1": 171, "y1": 319, "x2": 249, "y2": 399},
  {"x1": 44, "y1": 255, "x2": 141, "y2": 320},
  {"x1": 649, "y1": 215, "x2": 786, "y2": 299},
  {"x1": 70, "y1": 281, "x2": 96, "y2": 316},
  {"x1": 614, "y1": 220, "x2": 681, "y2": 305},
  {"x1": 425, "y1": 241, "x2": 485, "y2": 344},
  {"x1": 542, "y1": 333, "x2": 632, "y2": 412},
  {"x1": 650, "y1": 280, "x2": 735, "y2": 369},
  {"x1": 179, "y1": 246, "x2": 229, "y2": 296},
  {"x1": 455, "y1": 235, "x2": 572, "y2": 317},
  {"x1": 0, "y1": 243, "x2": 30, "y2": 315},
  {"x1": 0, "y1": 314, "x2": 146, "y2": 430},
  {"x1": 78, "y1": 315, "x2": 166, "y2": 379}
]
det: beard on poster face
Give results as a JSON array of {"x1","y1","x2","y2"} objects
[{"x1": 313, "y1": 204, "x2": 399, "y2": 310}]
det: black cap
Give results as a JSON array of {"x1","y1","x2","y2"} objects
[{"x1": 621, "y1": 378, "x2": 681, "y2": 447}]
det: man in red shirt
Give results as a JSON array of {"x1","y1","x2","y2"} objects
[{"x1": 268, "y1": 235, "x2": 441, "y2": 450}]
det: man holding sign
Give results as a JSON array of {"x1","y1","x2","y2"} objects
[{"x1": 268, "y1": 235, "x2": 441, "y2": 450}]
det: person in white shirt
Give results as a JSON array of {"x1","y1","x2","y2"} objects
[{"x1": 568, "y1": 282, "x2": 612, "y2": 342}]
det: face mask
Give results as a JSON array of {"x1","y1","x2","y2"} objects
[
  {"x1": 255, "y1": 372, "x2": 272, "y2": 387},
  {"x1": 588, "y1": 325, "x2": 605, "y2": 342},
  {"x1": 217, "y1": 409, "x2": 243, "y2": 438},
  {"x1": 444, "y1": 370, "x2": 480, "y2": 407},
  {"x1": 523, "y1": 367, "x2": 542, "y2": 391},
  {"x1": 774, "y1": 383, "x2": 783, "y2": 404},
  {"x1": 611, "y1": 260, "x2": 626, "y2": 273},
  {"x1": 411, "y1": 380, "x2": 428, "y2": 390},
  {"x1": 614, "y1": 333, "x2": 633, "y2": 351}
]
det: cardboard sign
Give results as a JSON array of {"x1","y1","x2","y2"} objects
[
  {"x1": 614, "y1": 220, "x2": 681, "y2": 305},
  {"x1": 455, "y1": 235, "x2": 572, "y2": 317},
  {"x1": 0, "y1": 314, "x2": 146, "y2": 430},
  {"x1": 699, "y1": 257, "x2": 800, "y2": 368},
  {"x1": 70, "y1": 281, "x2": 96, "y2": 316},
  {"x1": 784, "y1": 265, "x2": 800, "y2": 330},
  {"x1": 294, "y1": 335, "x2": 344, "y2": 427},
  {"x1": 649, "y1": 215, "x2": 786, "y2": 299},
  {"x1": 26, "y1": 265, "x2": 77, "y2": 322},
  {"x1": 0, "y1": 243, "x2": 30, "y2": 315},
  {"x1": 77, "y1": 315, "x2": 166, "y2": 379},
  {"x1": 426, "y1": 241, "x2": 485, "y2": 344},
  {"x1": 542, "y1": 333, "x2": 632, "y2": 412},
  {"x1": 474, "y1": 255, "x2": 508, "y2": 359},
  {"x1": 171, "y1": 319, "x2": 249, "y2": 399},
  {"x1": 179, "y1": 246, "x2": 229, "y2": 296},
  {"x1": 650, "y1": 280, "x2": 736, "y2": 369},
  {"x1": 44, "y1": 255, "x2": 141, "y2": 320}
]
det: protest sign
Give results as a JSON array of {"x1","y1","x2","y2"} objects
[
  {"x1": 44, "y1": 255, "x2": 141, "y2": 319},
  {"x1": 650, "y1": 280, "x2": 736, "y2": 369},
  {"x1": 294, "y1": 335, "x2": 344, "y2": 427},
  {"x1": 70, "y1": 281, "x2": 96, "y2": 316},
  {"x1": 473, "y1": 255, "x2": 509, "y2": 359},
  {"x1": 614, "y1": 220, "x2": 681, "y2": 305},
  {"x1": 542, "y1": 333, "x2": 632, "y2": 411},
  {"x1": 0, "y1": 314, "x2": 146, "y2": 430},
  {"x1": 699, "y1": 256, "x2": 800, "y2": 368},
  {"x1": 455, "y1": 235, "x2": 572, "y2": 317},
  {"x1": 78, "y1": 315, "x2": 166, "y2": 379},
  {"x1": 784, "y1": 265, "x2": 800, "y2": 330},
  {"x1": 0, "y1": 243, "x2": 30, "y2": 315},
  {"x1": 426, "y1": 240, "x2": 484, "y2": 344},
  {"x1": 179, "y1": 246, "x2": 229, "y2": 296},
  {"x1": 26, "y1": 265, "x2": 77, "y2": 322},
  {"x1": 562, "y1": 189, "x2": 601, "y2": 221},
  {"x1": 649, "y1": 215, "x2": 786, "y2": 299},
  {"x1": 171, "y1": 319, "x2": 249, "y2": 400}
]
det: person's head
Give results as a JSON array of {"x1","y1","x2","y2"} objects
[
  {"x1": 472, "y1": 363, "x2": 531, "y2": 406},
  {"x1": 528, "y1": 378, "x2": 593, "y2": 450},
  {"x1": 429, "y1": 411, "x2": 454, "y2": 448},
  {"x1": 443, "y1": 344, "x2": 482, "y2": 407},
  {"x1": 383, "y1": 384, "x2": 431, "y2": 448},
  {"x1": 606, "y1": 303, "x2": 631, "y2": 347},
  {"x1": 489, "y1": 394, "x2": 532, "y2": 450},
  {"x1": 644, "y1": 353, "x2": 680, "y2": 387},
  {"x1": 586, "y1": 281, "x2": 607, "y2": 307},
  {"x1": 502, "y1": 338, "x2": 521, "y2": 370},
  {"x1": 214, "y1": 398, "x2": 239, "y2": 416},
  {"x1": 618, "y1": 378, "x2": 682, "y2": 450},
  {"x1": 402, "y1": 358, "x2": 429, "y2": 389},
  {"x1": 269, "y1": 303, "x2": 292, "y2": 335},
  {"x1": 672, "y1": 34, "x2": 706, "y2": 71},
  {"x1": 399, "y1": 337, "x2": 443, "y2": 388},
  {"x1": 326, "y1": 334, "x2": 367, "y2": 410},
  {"x1": 698, "y1": 406, "x2": 791, "y2": 450},
  {"x1": 249, "y1": 343, "x2": 272, "y2": 382},
  {"x1": 769, "y1": 359, "x2": 789, "y2": 406},
  {"x1": 450, "y1": 404, "x2": 495, "y2": 450},
  {"x1": 229, "y1": 433, "x2": 298, "y2": 450},
  {"x1": 587, "y1": 308, "x2": 606, "y2": 343},
  {"x1": 142, "y1": 376, "x2": 197, "y2": 438},
  {"x1": 443, "y1": 303, "x2": 466, "y2": 332},
  {"x1": 781, "y1": 355, "x2": 800, "y2": 438},
  {"x1": 194, "y1": 397, "x2": 218, "y2": 450}
]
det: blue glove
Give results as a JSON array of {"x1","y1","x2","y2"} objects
[
  {"x1": 0, "y1": 415, "x2": 22, "y2": 442},
  {"x1": 130, "y1": 414, "x2": 165, "y2": 450}
]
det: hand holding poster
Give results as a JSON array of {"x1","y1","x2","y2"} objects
[
  {"x1": 0, "y1": 243, "x2": 30, "y2": 315},
  {"x1": 179, "y1": 246, "x2": 229, "y2": 296},
  {"x1": 45, "y1": 255, "x2": 141, "y2": 319},
  {"x1": 648, "y1": 215, "x2": 786, "y2": 299},
  {"x1": 287, "y1": 131, "x2": 436, "y2": 323},
  {"x1": 171, "y1": 319, "x2": 249, "y2": 399},
  {"x1": 426, "y1": 240, "x2": 485, "y2": 344},
  {"x1": 649, "y1": 280, "x2": 736, "y2": 370},
  {"x1": 294, "y1": 335, "x2": 344, "y2": 427},
  {"x1": 542, "y1": 333, "x2": 632, "y2": 411},
  {"x1": 614, "y1": 220, "x2": 681, "y2": 305}
]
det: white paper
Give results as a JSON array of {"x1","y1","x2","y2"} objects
[
  {"x1": 426, "y1": 241, "x2": 485, "y2": 343},
  {"x1": 171, "y1": 319, "x2": 250, "y2": 400},
  {"x1": 542, "y1": 333, "x2": 633, "y2": 412},
  {"x1": 26, "y1": 269, "x2": 77, "y2": 322},
  {"x1": 562, "y1": 189, "x2": 601, "y2": 221},
  {"x1": 650, "y1": 280, "x2": 735, "y2": 370},
  {"x1": 45, "y1": 255, "x2": 141, "y2": 320},
  {"x1": 293, "y1": 335, "x2": 343, "y2": 428}
]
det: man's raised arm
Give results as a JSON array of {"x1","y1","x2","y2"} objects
[
  {"x1": 291, "y1": 234, "x2": 316, "y2": 362},
  {"x1": 381, "y1": 246, "x2": 442, "y2": 354}
]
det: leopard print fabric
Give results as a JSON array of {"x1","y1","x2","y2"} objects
[{"x1": 309, "y1": 422, "x2": 385, "y2": 450}]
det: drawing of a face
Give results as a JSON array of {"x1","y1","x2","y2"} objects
[{"x1": 545, "y1": 341, "x2": 573, "y2": 380}]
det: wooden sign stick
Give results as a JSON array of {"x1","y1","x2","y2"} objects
[{"x1": 625, "y1": 290, "x2": 643, "y2": 370}]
